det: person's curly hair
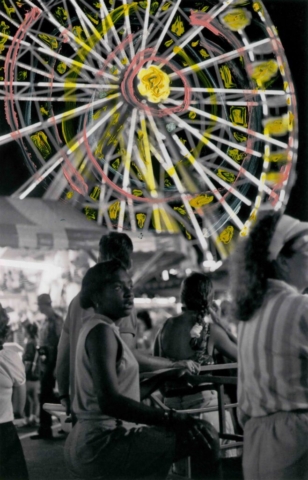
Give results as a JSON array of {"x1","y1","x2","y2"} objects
[
  {"x1": 98, "y1": 232, "x2": 133, "y2": 269},
  {"x1": 0, "y1": 304, "x2": 10, "y2": 350},
  {"x1": 181, "y1": 272, "x2": 213, "y2": 325},
  {"x1": 230, "y1": 212, "x2": 281, "y2": 321}
]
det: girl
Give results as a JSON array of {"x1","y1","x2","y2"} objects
[
  {"x1": 64, "y1": 260, "x2": 221, "y2": 480},
  {"x1": 232, "y1": 213, "x2": 308, "y2": 480},
  {"x1": 155, "y1": 273, "x2": 238, "y2": 457}
]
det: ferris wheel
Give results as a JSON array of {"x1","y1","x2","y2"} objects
[{"x1": 0, "y1": 0, "x2": 298, "y2": 259}]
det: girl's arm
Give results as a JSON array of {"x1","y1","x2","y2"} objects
[
  {"x1": 86, "y1": 324, "x2": 173, "y2": 426},
  {"x1": 211, "y1": 323, "x2": 238, "y2": 361},
  {"x1": 12, "y1": 383, "x2": 26, "y2": 418}
]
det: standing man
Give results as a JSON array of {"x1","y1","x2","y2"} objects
[
  {"x1": 31, "y1": 294, "x2": 63, "y2": 440},
  {"x1": 56, "y1": 232, "x2": 198, "y2": 416}
]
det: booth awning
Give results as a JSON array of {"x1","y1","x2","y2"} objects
[
  {"x1": 0, "y1": 197, "x2": 107, "y2": 250},
  {"x1": 0, "y1": 199, "x2": 193, "y2": 281}
]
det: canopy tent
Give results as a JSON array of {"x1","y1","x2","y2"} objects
[
  {"x1": 0, "y1": 197, "x2": 195, "y2": 287},
  {"x1": 0, "y1": 197, "x2": 107, "y2": 251}
]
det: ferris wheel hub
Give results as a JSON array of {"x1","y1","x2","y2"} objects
[{"x1": 137, "y1": 65, "x2": 170, "y2": 104}]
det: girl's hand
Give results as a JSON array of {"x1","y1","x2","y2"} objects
[
  {"x1": 173, "y1": 359, "x2": 200, "y2": 375},
  {"x1": 191, "y1": 419, "x2": 220, "y2": 461},
  {"x1": 170, "y1": 413, "x2": 220, "y2": 460},
  {"x1": 60, "y1": 396, "x2": 71, "y2": 416}
]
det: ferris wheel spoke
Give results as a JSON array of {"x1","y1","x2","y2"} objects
[
  {"x1": 166, "y1": 108, "x2": 274, "y2": 198},
  {"x1": 135, "y1": 111, "x2": 159, "y2": 199},
  {"x1": 68, "y1": 0, "x2": 125, "y2": 71},
  {"x1": 194, "y1": 174, "x2": 244, "y2": 229},
  {"x1": 149, "y1": 113, "x2": 243, "y2": 232},
  {"x1": 104, "y1": 168, "x2": 125, "y2": 205},
  {"x1": 152, "y1": 149, "x2": 215, "y2": 243},
  {"x1": 0, "y1": 94, "x2": 97, "y2": 102},
  {"x1": 177, "y1": 195, "x2": 208, "y2": 250},
  {"x1": 152, "y1": 200, "x2": 180, "y2": 234},
  {"x1": 0, "y1": 76, "x2": 116, "y2": 99},
  {"x1": 4, "y1": 0, "x2": 24, "y2": 22},
  {"x1": 97, "y1": 161, "x2": 112, "y2": 225},
  {"x1": 163, "y1": 25, "x2": 204, "y2": 64},
  {"x1": 0, "y1": 33, "x2": 78, "y2": 84},
  {"x1": 18, "y1": 157, "x2": 65, "y2": 200},
  {"x1": 170, "y1": 86, "x2": 287, "y2": 97},
  {"x1": 145, "y1": 112, "x2": 188, "y2": 195},
  {"x1": 35, "y1": 45, "x2": 119, "y2": 81},
  {"x1": 172, "y1": 133, "x2": 252, "y2": 208},
  {"x1": 0, "y1": 55, "x2": 60, "y2": 81},
  {"x1": 1, "y1": 21, "x2": 118, "y2": 83},
  {"x1": 23, "y1": 0, "x2": 122, "y2": 76},
  {"x1": 0, "y1": 7, "x2": 84, "y2": 62},
  {"x1": 139, "y1": 0, "x2": 174, "y2": 49},
  {"x1": 0, "y1": 93, "x2": 121, "y2": 146},
  {"x1": 161, "y1": 0, "x2": 236, "y2": 64},
  {"x1": 99, "y1": 0, "x2": 129, "y2": 64},
  {"x1": 122, "y1": 0, "x2": 135, "y2": 60},
  {"x1": 140, "y1": 0, "x2": 151, "y2": 53},
  {"x1": 150, "y1": 0, "x2": 182, "y2": 56},
  {"x1": 204, "y1": 216, "x2": 230, "y2": 259},
  {"x1": 117, "y1": 109, "x2": 138, "y2": 231},
  {"x1": 190, "y1": 99, "x2": 259, "y2": 107},
  {"x1": 124, "y1": 108, "x2": 138, "y2": 189},
  {"x1": 166, "y1": 98, "x2": 289, "y2": 149},
  {"x1": 168, "y1": 38, "x2": 271, "y2": 79},
  {"x1": 200, "y1": 130, "x2": 261, "y2": 158},
  {"x1": 68, "y1": 0, "x2": 97, "y2": 40},
  {"x1": 0, "y1": 82, "x2": 119, "y2": 90},
  {"x1": 182, "y1": 123, "x2": 261, "y2": 161},
  {"x1": 70, "y1": 99, "x2": 125, "y2": 157}
]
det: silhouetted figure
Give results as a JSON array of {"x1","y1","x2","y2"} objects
[
  {"x1": 23, "y1": 323, "x2": 40, "y2": 426},
  {"x1": 31, "y1": 294, "x2": 62, "y2": 440}
]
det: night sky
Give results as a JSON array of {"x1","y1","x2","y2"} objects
[{"x1": 0, "y1": 0, "x2": 307, "y2": 219}]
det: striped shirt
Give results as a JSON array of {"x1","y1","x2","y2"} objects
[{"x1": 238, "y1": 279, "x2": 308, "y2": 425}]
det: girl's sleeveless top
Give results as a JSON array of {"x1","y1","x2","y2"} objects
[{"x1": 73, "y1": 314, "x2": 140, "y2": 430}]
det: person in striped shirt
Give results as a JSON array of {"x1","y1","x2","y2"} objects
[{"x1": 231, "y1": 212, "x2": 308, "y2": 480}]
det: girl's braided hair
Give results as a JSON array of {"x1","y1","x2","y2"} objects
[
  {"x1": 0, "y1": 304, "x2": 10, "y2": 350},
  {"x1": 181, "y1": 272, "x2": 213, "y2": 324},
  {"x1": 230, "y1": 212, "x2": 281, "y2": 321},
  {"x1": 99, "y1": 232, "x2": 133, "y2": 269}
]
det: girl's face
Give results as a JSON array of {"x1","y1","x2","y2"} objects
[
  {"x1": 95, "y1": 268, "x2": 134, "y2": 320},
  {"x1": 285, "y1": 248, "x2": 308, "y2": 292}
]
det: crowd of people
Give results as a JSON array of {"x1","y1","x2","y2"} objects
[{"x1": 1, "y1": 212, "x2": 308, "y2": 480}]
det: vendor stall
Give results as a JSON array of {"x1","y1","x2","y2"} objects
[{"x1": 0, "y1": 197, "x2": 198, "y2": 343}]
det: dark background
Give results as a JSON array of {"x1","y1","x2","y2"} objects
[
  {"x1": 266, "y1": 0, "x2": 308, "y2": 221},
  {"x1": 1, "y1": 0, "x2": 307, "y2": 220}
]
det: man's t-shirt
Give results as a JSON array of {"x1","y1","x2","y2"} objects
[
  {"x1": 40, "y1": 312, "x2": 63, "y2": 371},
  {"x1": 59, "y1": 292, "x2": 136, "y2": 401}
]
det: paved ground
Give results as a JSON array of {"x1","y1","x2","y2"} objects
[
  {"x1": 17, "y1": 423, "x2": 243, "y2": 480},
  {"x1": 17, "y1": 422, "x2": 70, "y2": 480}
]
